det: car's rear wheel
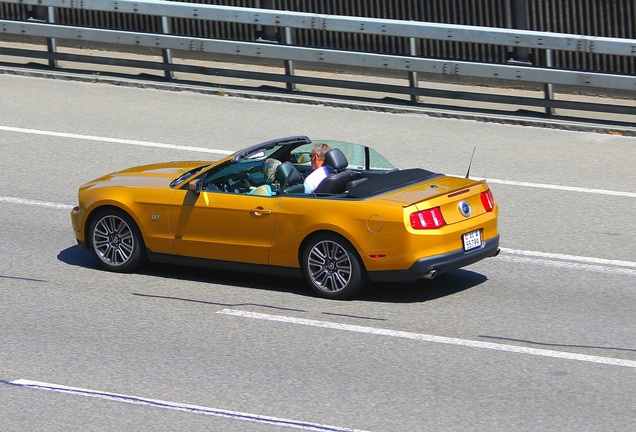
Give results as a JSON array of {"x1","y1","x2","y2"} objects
[
  {"x1": 301, "y1": 233, "x2": 367, "y2": 299},
  {"x1": 88, "y1": 208, "x2": 145, "y2": 272}
]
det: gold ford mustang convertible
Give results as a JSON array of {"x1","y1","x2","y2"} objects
[{"x1": 71, "y1": 136, "x2": 499, "y2": 299}]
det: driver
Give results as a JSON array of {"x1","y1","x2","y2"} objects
[{"x1": 249, "y1": 158, "x2": 281, "y2": 196}]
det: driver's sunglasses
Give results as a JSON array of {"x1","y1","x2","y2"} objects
[{"x1": 310, "y1": 153, "x2": 319, "y2": 160}]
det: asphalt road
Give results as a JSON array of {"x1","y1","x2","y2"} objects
[{"x1": 1, "y1": 74, "x2": 635, "y2": 431}]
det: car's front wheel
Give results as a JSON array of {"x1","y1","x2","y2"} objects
[
  {"x1": 301, "y1": 233, "x2": 367, "y2": 299},
  {"x1": 88, "y1": 208, "x2": 145, "y2": 272}
]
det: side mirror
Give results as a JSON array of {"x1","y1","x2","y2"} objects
[
  {"x1": 189, "y1": 178, "x2": 203, "y2": 193},
  {"x1": 291, "y1": 152, "x2": 310, "y2": 164}
]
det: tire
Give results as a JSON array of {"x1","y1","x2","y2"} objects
[
  {"x1": 301, "y1": 233, "x2": 367, "y2": 299},
  {"x1": 88, "y1": 208, "x2": 146, "y2": 273}
]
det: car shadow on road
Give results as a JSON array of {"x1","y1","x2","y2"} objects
[
  {"x1": 57, "y1": 245, "x2": 310, "y2": 296},
  {"x1": 142, "y1": 262, "x2": 311, "y2": 297},
  {"x1": 57, "y1": 244, "x2": 100, "y2": 270},
  {"x1": 58, "y1": 244, "x2": 488, "y2": 303},
  {"x1": 359, "y1": 270, "x2": 488, "y2": 303}
]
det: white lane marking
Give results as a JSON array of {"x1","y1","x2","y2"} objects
[
  {"x1": 450, "y1": 175, "x2": 636, "y2": 198},
  {"x1": 218, "y1": 309, "x2": 636, "y2": 369},
  {"x1": 500, "y1": 247, "x2": 636, "y2": 268},
  {"x1": 0, "y1": 196, "x2": 73, "y2": 210},
  {"x1": 0, "y1": 125, "x2": 233, "y2": 155},
  {"x1": 2, "y1": 124, "x2": 634, "y2": 198},
  {"x1": 485, "y1": 178, "x2": 636, "y2": 198},
  {"x1": 499, "y1": 255, "x2": 636, "y2": 277},
  {"x1": 9, "y1": 379, "x2": 368, "y2": 432},
  {"x1": 2, "y1": 197, "x2": 635, "y2": 276},
  {"x1": 499, "y1": 247, "x2": 636, "y2": 277}
]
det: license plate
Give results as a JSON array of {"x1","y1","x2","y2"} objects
[{"x1": 462, "y1": 230, "x2": 482, "y2": 251}]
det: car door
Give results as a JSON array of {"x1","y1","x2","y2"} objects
[
  {"x1": 168, "y1": 189, "x2": 278, "y2": 264},
  {"x1": 167, "y1": 163, "x2": 278, "y2": 265}
]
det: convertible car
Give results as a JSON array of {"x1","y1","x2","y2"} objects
[{"x1": 71, "y1": 136, "x2": 499, "y2": 299}]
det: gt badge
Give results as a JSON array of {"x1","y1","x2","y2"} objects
[{"x1": 459, "y1": 200, "x2": 471, "y2": 217}]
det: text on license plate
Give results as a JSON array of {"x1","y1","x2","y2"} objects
[{"x1": 462, "y1": 230, "x2": 482, "y2": 251}]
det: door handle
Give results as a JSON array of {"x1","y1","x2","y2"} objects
[{"x1": 250, "y1": 207, "x2": 271, "y2": 217}]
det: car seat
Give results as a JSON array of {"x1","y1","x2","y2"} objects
[
  {"x1": 274, "y1": 162, "x2": 305, "y2": 194},
  {"x1": 314, "y1": 148, "x2": 354, "y2": 195}
]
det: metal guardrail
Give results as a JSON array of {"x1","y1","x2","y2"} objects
[
  {"x1": 8, "y1": 0, "x2": 636, "y2": 57},
  {"x1": 1, "y1": 0, "x2": 635, "y2": 117}
]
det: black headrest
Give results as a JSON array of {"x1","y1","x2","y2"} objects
[
  {"x1": 275, "y1": 161, "x2": 302, "y2": 186},
  {"x1": 323, "y1": 148, "x2": 348, "y2": 171},
  {"x1": 275, "y1": 161, "x2": 293, "y2": 184}
]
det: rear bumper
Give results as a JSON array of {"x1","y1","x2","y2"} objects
[{"x1": 368, "y1": 235, "x2": 500, "y2": 283}]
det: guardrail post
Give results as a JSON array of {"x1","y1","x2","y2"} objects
[
  {"x1": 46, "y1": 6, "x2": 57, "y2": 68},
  {"x1": 283, "y1": 26, "x2": 296, "y2": 92},
  {"x1": 259, "y1": 0, "x2": 277, "y2": 42},
  {"x1": 510, "y1": 0, "x2": 530, "y2": 63},
  {"x1": 544, "y1": 49, "x2": 555, "y2": 116},
  {"x1": 409, "y1": 37, "x2": 419, "y2": 104},
  {"x1": 161, "y1": 16, "x2": 174, "y2": 80}
]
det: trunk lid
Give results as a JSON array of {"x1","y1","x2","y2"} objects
[{"x1": 383, "y1": 175, "x2": 491, "y2": 224}]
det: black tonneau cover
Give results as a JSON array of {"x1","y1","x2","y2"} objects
[{"x1": 347, "y1": 168, "x2": 441, "y2": 198}]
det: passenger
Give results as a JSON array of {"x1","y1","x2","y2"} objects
[
  {"x1": 303, "y1": 143, "x2": 332, "y2": 193},
  {"x1": 250, "y1": 158, "x2": 281, "y2": 196}
]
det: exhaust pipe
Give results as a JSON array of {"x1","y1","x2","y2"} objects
[
  {"x1": 423, "y1": 269, "x2": 438, "y2": 280},
  {"x1": 492, "y1": 248, "x2": 501, "y2": 257}
]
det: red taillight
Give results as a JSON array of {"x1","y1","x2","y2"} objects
[
  {"x1": 480, "y1": 189, "x2": 495, "y2": 212},
  {"x1": 410, "y1": 207, "x2": 446, "y2": 229}
]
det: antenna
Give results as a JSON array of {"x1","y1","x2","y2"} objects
[{"x1": 465, "y1": 147, "x2": 476, "y2": 179}]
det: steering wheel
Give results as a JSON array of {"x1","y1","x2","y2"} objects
[{"x1": 223, "y1": 175, "x2": 249, "y2": 193}]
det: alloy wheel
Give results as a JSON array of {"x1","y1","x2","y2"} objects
[
  {"x1": 92, "y1": 214, "x2": 135, "y2": 267},
  {"x1": 307, "y1": 239, "x2": 353, "y2": 293}
]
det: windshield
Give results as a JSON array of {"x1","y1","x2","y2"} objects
[
  {"x1": 169, "y1": 164, "x2": 209, "y2": 188},
  {"x1": 289, "y1": 140, "x2": 395, "y2": 171}
]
